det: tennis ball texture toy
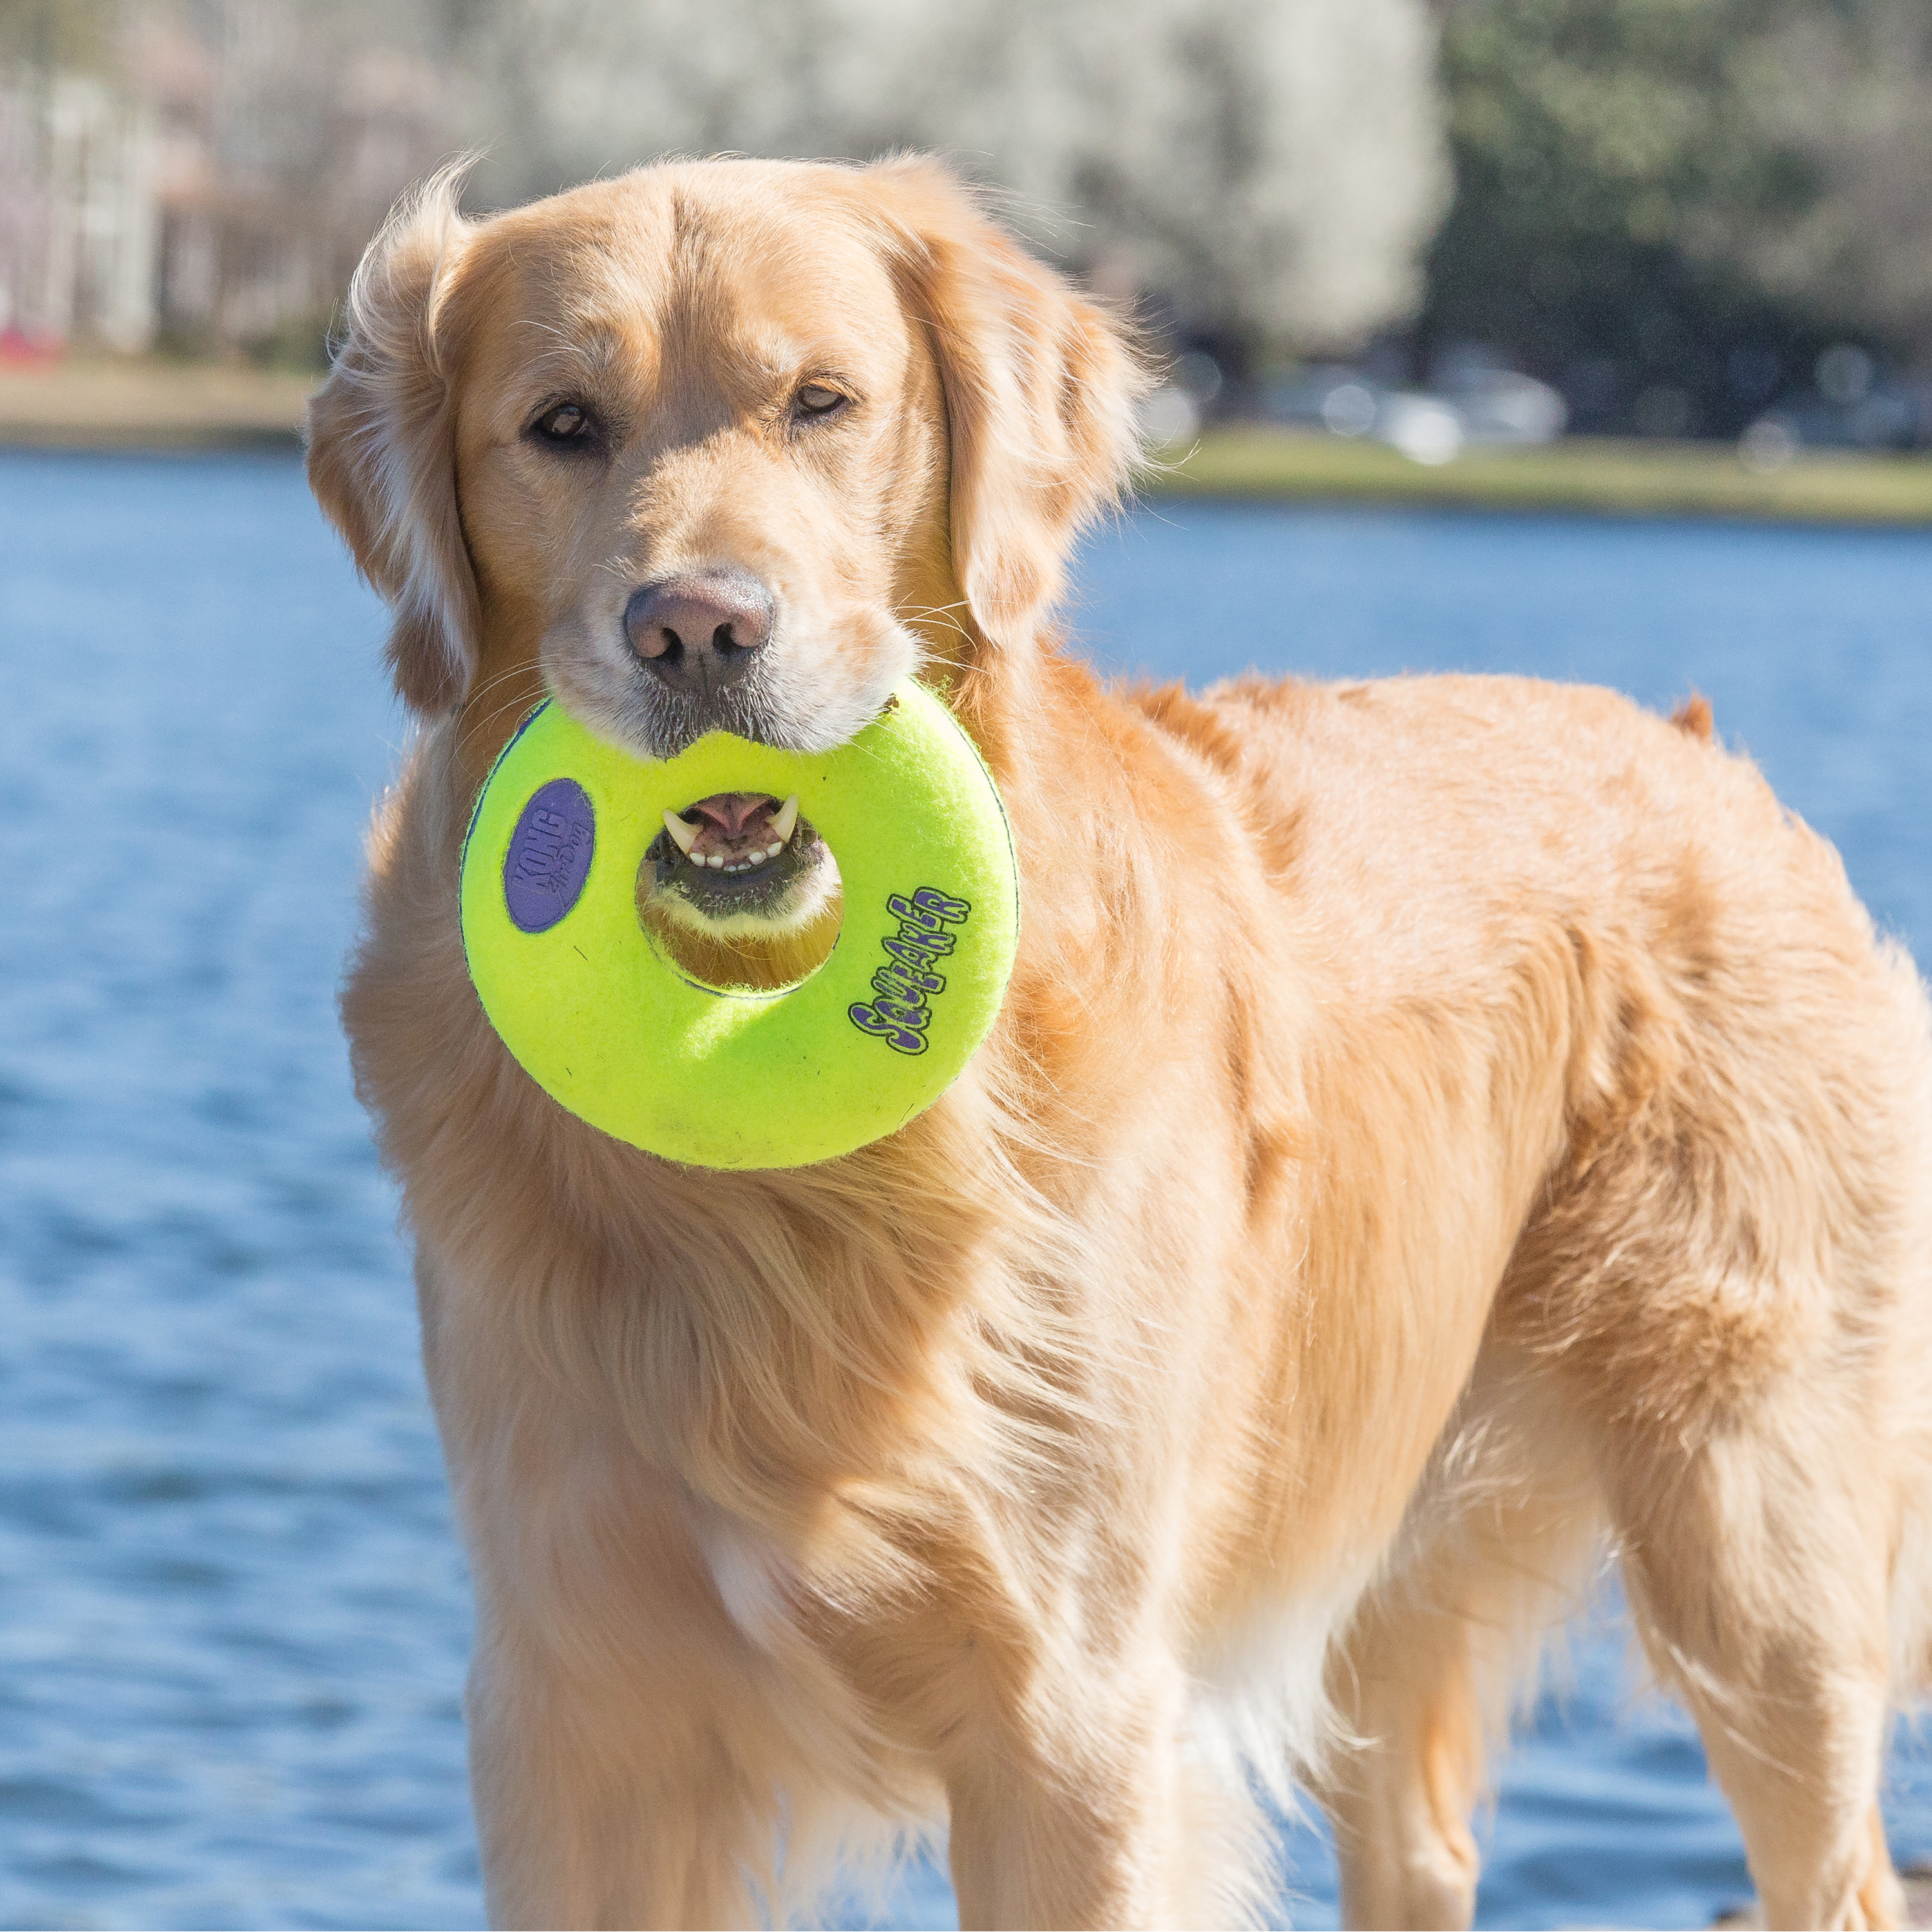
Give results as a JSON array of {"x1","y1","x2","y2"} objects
[{"x1": 460, "y1": 681, "x2": 1019, "y2": 1170}]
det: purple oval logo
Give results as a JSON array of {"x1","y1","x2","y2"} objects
[{"x1": 503, "y1": 778, "x2": 594, "y2": 933}]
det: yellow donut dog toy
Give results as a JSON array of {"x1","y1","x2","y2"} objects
[{"x1": 459, "y1": 682, "x2": 1019, "y2": 1170}]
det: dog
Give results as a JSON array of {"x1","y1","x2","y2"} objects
[{"x1": 306, "y1": 155, "x2": 1932, "y2": 1930}]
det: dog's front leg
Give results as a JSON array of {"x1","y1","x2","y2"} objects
[
  {"x1": 942, "y1": 1656, "x2": 1234, "y2": 1931},
  {"x1": 947, "y1": 1757, "x2": 1173, "y2": 1930},
  {"x1": 439, "y1": 1390, "x2": 790, "y2": 1931},
  {"x1": 466, "y1": 1601, "x2": 778, "y2": 1931}
]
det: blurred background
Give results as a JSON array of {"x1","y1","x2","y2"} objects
[
  {"x1": 6, "y1": 0, "x2": 1932, "y2": 473},
  {"x1": 2, "y1": 3, "x2": 1931, "y2": 1929}
]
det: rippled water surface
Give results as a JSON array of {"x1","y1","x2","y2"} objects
[{"x1": 3, "y1": 453, "x2": 1930, "y2": 1929}]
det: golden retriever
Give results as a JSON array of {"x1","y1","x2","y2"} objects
[{"x1": 306, "y1": 156, "x2": 1932, "y2": 1930}]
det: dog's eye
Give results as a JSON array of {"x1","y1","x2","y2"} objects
[
  {"x1": 531, "y1": 402, "x2": 595, "y2": 446},
  {"x1": 794, "y1": 384, "x2": 848, "y2": 420}
]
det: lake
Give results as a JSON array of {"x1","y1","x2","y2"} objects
[{"x1": 1, "y1": 451, "x2": 1928, "y2": 1929}]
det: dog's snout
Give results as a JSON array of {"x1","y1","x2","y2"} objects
[{"x1": 623, "y1": 571, "x2": 774, "y2": 692}]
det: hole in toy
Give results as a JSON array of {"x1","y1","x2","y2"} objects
[{"x1": 636, "y1": 799, "x2": 843, "y2": 995}]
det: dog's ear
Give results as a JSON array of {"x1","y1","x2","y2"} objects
[
  {"x1": 864, "y1": 156, "x2": 1152, "y2": 650},
  {"x1": 306, "y1": 165, "x2": 480, "y2": 714}
]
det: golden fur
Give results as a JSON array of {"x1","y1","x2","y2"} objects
[{"x1": 307, "y1": 156, "x2": 1932, "y2": 1929}]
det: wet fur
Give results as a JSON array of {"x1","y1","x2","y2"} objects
[{"x1": 308, "y1": 157, "x2": 1932, "y2": 1929}]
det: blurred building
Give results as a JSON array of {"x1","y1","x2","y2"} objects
[
  {"x1": 0, "y1": 2, "x2": 448, "y2": 362},
  {"x1": 0, "y1": 67, "x2": 155, "y2": 352}
]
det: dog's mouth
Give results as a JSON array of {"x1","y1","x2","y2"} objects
[{"x1": 642, "y1": 791, "x2": 832, "y2": 920}]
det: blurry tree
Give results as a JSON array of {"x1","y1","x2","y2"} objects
[
  {"x1": 0, "y1": 0, "x2": 120, "y2": 73},
  {"x1": 1423, "y1": 0, "x2": 1932, "y2": 433},
  {"x1": 453, "y1": 0, "x2": 1451, "y2": 365},
  {"x1": 1734, "y1": 3, "x2": 1932, "y2": 359}
]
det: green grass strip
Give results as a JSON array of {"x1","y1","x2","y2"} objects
[{"x1": 1151, "y1": 428, "x2": 1932, "y2": 527}]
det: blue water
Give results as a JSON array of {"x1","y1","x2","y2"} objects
[{"x1": 1, "y1": 453, "x2": 1928, "y2": 1930}]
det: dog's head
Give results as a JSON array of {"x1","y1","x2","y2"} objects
[{"x1": 308, "y1": 156, "x2": 1146, "y2": 963}]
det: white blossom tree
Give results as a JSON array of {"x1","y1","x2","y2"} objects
[{"x1": 456, "y1": 0, "x2": 1451, "y2": 355}]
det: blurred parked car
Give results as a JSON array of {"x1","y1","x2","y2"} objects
[
  {"x1": 1139, "y1": 384, "x2": 1202, "y2": 448},
  {"x1": 1741, "y1": 386, "x2": 1932, "y2": 464},
  {"x1": 1739, "y1": 345, "x2": 1932, "y2": 468},
  {"x1": 1137, "y1": 349, "x2": 1230, "y2": 450},
  {"x1": 1260, "y1": 355, "x2": 1565, "y2": 465},
  {"x1": 1430, "y1": 350, "x2": 1568, "y2": 445}
]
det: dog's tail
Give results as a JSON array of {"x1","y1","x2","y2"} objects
[{"x1": 1669, "y1": 691, "x2": 1714, "y2": 741}]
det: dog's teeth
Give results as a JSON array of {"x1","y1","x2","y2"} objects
[
  {"x1": 662, "y1": 810, "x2": 698, "y2": 855},
  {"x1": 772, "y1": 795, "x2": 799, "y2": 845},
  {"x1": 707, "y1": 853, "x2": 724, "y2": 868},
  {"x1": 765, "y1": 844, "x2": 783, "y2": 860}
]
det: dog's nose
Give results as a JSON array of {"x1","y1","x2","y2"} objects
[{"x1": 623, "y1": 570, "x2": 774, "y2": 692}]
